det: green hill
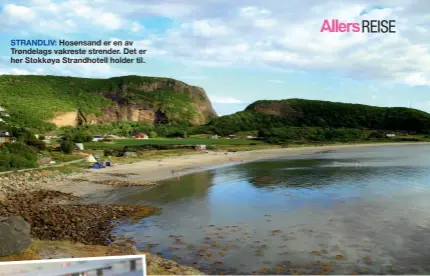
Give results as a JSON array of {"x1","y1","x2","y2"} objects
[
  {"x1": 0, "y1": 75, "x2": 217, "y2": 132},
  {"x1": 202, "y1": 98, "x2": 430, "y2": 135}
]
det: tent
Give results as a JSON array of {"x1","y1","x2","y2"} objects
[
  {"x1": 92, "y1": 163, "x2": 102, "y2": 169},
  {"x1": 86, "y1": 154, "x2": 97, "y2": 163}
]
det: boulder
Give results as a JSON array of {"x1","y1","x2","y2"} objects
[{"x1": 0, "y1": 216, "x2": 31, "y2": 256}]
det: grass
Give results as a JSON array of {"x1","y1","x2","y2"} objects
[
  {"x1": 84, "y1": 138, "x2": 265, "y2": 149},
  {"x1": 44, "y1": 151, "x2": 83, "y2": 163},
  {"x1": 43, "y1": 162, "x2": 88, "y2": 174}
]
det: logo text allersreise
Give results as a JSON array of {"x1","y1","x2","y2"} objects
[{"x1": 320, "y1": 19, "x2": 396, "y2": 33}]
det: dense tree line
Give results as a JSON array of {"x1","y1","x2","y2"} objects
[
  {"x1": 202, "y1": 99, "x2": 430, "y2": 135},
  {"x1": 0, "y1": 123, "x2": 46, "y2": 171}
]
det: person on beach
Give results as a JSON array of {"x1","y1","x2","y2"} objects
[{"x1": 172, "y1": 169, "x2": 180, "y2": 180}]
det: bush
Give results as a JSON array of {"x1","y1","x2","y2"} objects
[
  {"x1": 0, "y1": 142, "x2": 39, "y2": 171},
  {"x1": 5, "y1": 143, "x2": 37, "y2": 162},
  {"x1": 149, "y1": 131, "x2": 158, "y2": 138},
  {"x1": 60, "y1": 140, "x2": 74, "y2": 154},
  {"x1": 9, "y1": 154, "x2": 36, "y2": 169},
  {"x1": 206, "y1": 145, "x2": 216, "y2": 150},
  {"x1": 367, "y1": 131, "x2": 383, "y2": 139},
  {"x1": 26, "y1": 139, "x2": 46, "y2": 151}
]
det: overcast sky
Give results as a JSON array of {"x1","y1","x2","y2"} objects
[{"x1": 1, "y1": 0, "x2": 430, "y2": 115}]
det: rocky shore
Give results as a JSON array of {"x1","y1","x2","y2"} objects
[
  {"x1": 0, "y1": 169, "x2": 203, "y2": 275},
  {"x1": 0, "y1": 189, "x2": 159, "y2": 245}
]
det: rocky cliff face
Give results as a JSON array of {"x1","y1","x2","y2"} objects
[
  {"x1": 85, "y1": 78, "x2": 218, "y2": 126},
  {"x1": 45, "y1": 77, "x2": 218, "y2": 127}
]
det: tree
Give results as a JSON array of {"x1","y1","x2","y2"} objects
[
  {"x1": 60, "y1": 140, "x2": 74, "y2": 154},
  {"x1": 149, "y1": 131, "x2": 158, "y2": 138}
]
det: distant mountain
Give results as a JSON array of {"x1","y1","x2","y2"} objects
[
  {"x1": 0, "y1": 75, "x2": 217, "y2": 131},
  {"x1": 202, "y1": 98, "x2": 430, "y2": 135}
]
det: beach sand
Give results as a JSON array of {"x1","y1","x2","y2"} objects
[{"x1": 45, "y1": 142, "x2": 430, "y2": 197}]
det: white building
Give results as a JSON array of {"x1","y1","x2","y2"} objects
[
  {"x1": 92, "y1": 135, "x2": 103, "y2": 142},
  {"x1": 386, "y1": 133, "x2": 396, "y2": 137}
]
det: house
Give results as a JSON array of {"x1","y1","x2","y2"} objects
[
  {"x1": 210, "y1": 134, "x2": 219, "y2": 139},
  {"x1": 386, "y1": 133, "x2": 396, "y2": 137},
  {"x1": 194, "y1": 144, "x2": 207, "y2": 151},
  {"x1": 228, "y1": 135, "x2": 236, "y2": 139},
  {"x1": 92, "y1": 135, "x2": 103, "y2": 142},
  {"x1": 0, "y1": 131, "x2": 11, "y2": 144},
  {"x1": 244, "y1": 135, "x2": 254, "y2": 139},
  {"x1": 133, "y1": 133, "x2": 148, "y2": 139}
]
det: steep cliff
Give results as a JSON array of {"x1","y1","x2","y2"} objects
[{"x1": 0, "y1": 75, "x2": 217, "y2": 130}]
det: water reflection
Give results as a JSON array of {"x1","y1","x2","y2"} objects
[{"x1": 110, "y1": 144, "x2": 430, "y2": 274}]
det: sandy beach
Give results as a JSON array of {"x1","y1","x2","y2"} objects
[{"x1": 44, "y1": 142, "x2": 430, "y2": 197}]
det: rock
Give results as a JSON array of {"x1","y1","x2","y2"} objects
[{"x1": 0, "y1": 216, "x2": 31, "y2": 256}]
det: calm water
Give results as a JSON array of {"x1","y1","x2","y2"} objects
[{"x1": 109, "y1": 144, "x2": 430, "y2": 274}]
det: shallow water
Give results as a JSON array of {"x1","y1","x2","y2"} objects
[{"x1": 110, "y1": 144, "x2": 430, "y2": 274}]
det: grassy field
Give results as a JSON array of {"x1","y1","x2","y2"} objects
[{"x1": 84, "y1": 138, "x2": 264, "y2": 149}]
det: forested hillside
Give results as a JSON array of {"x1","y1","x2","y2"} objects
[
  {"x1": 0, "y1": 75, "x2": 217, "y2": 131},
  {"x1": 201, "y1": 99, "x2": 430, "y2": 135}
]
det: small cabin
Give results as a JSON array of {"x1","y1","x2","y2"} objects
[
  {"x1": 0, "y1": 131, "x2": 10, "y2": 144},
  {"x1": 386, "y1": 133, "x2": 396, "y2": 137},
  {"x1": 133, "y1": 133, "x2": 148, "y2": 139},
  {"x1": 228, "y1": 135, "x2": 237, "y2": 139},
  {"x1": 92, "y1": 135, "x2": 103, "y2": 142}
]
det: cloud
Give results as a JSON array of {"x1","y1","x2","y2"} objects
[
  {"x1": 181, "y1": 20, "x2": 232, "y2": 37},
  {"x1": 0, "y1": 63, "x2": 127, "y2": 78},
  {"x1": 268, "y1": 79, "x2": 284, "y2": 83},
  {"x1": 131, "y1": 21, "x2": 143, "y2": 32},
  {"x1": 0, "y1": 0, "x2": 127, "y2": 35},
  {"x1": 2, "y1": 4, "x2": 36, "y2": 23},
  {"x1": 3, "y1": 0, "x2": 430, "y2": 87},
  {"x1": 210, "y1": 96, "x2": 244, "y2": 104},
  {"x1": 125, "y1": 0, "x2": 430, "y2": 87},
  {"x1": 0, "y1": 67, "x2": 44, "y2": 75}
]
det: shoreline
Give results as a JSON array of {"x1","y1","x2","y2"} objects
[
  {"x1": 55, "y1": 142, "x2": 430, "y2": 196},
  {"x1": 1, "y1": 141, "x2": 429, "y2": 274}
]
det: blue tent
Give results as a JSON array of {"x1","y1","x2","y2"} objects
[{"x1": 92, "y1": 162, "x2": 102, "y2": 169}]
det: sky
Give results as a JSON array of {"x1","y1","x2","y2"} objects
[{"x1": 1, "y1": 0, "x2": 430, "y2": 116}]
